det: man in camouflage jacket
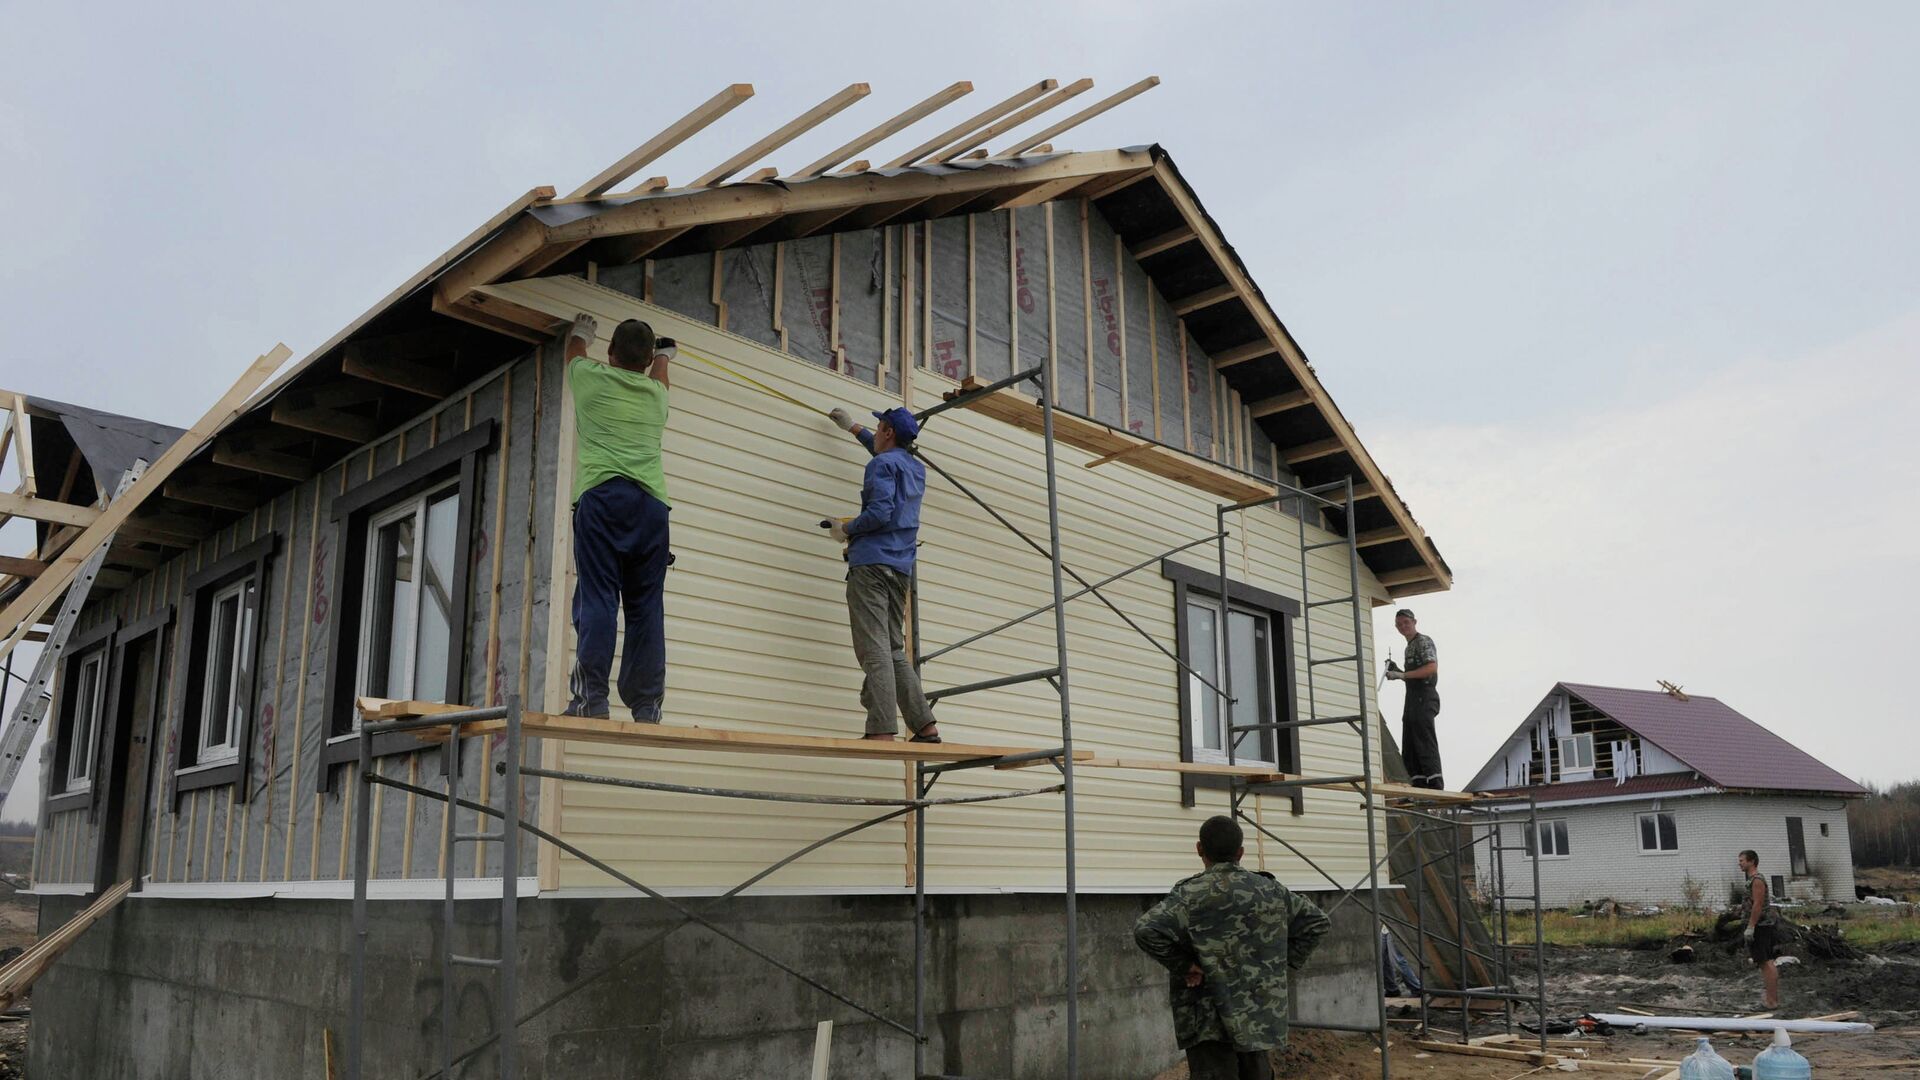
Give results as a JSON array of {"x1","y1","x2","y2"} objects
[{"x1": 1134, "y1": 815, "x2": 1333, "y2": 1080}]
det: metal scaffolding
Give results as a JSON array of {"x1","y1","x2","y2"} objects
[{"x1": 343, "y1": 363, "x2": 1546, "y2": 1080}]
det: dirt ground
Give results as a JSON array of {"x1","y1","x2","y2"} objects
[{"x1": 1149, "y1": 940, "x2": 1920, "y2": 1080}]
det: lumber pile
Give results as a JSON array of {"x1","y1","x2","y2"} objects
[{"x1": 0, "y1": 880, "x2": 132, "y2": 1009}]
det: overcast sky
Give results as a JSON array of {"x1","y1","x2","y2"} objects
[{"x1": 2, "y1": 2, "x2": 1915, "y2": 819}]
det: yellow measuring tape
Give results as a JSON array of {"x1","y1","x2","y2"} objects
[{"x1": 674, "y1": 343, "x2": 821, "y2": 414}]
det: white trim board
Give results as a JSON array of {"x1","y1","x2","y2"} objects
[
  {"x1": 541, "y1": 881, "x2": 1404, "y2": 900},
  {"x1": 126, "y1": 877, "x2": 540, "y2": 901}
]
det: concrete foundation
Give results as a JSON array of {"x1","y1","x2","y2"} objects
[{"x1": 32, "y1": 889, "x2": 1377, "y2": 1079}]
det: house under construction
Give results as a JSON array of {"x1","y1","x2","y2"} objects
[{"x1": 4, "y1": 79, "x2": 1469, "y2": 1079}]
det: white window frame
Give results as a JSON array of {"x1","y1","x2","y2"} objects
[
  {"x1": 1637, "y1": 810, "x2": 1680, "y2": 854},
  {"x1": 1526, "y1": 818, "x2": 1571, "y2": 859},
  {"x1": 351, "y1": 481, "x2": 460, "y2": 730},
  {"x1": 65, "y1": 649, "x2": 109, "y2": 792},
  {"x1": 1186, "y1": 599, "x2": 1278, "y2": 769},
  {"x1": 194, "y1": 577, "x2": 254, "y2": 765},
  {"x1": 1557, "y1": 733, "x2": 1595, "y2": 778}
]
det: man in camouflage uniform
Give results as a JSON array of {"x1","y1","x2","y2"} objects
[
  {"x1": 1385, "y1": 607, "x2": 1443, "y2": 788},
  {"x1": 1134, "y1": 816, "x2": 1332, "y2": 1080}
]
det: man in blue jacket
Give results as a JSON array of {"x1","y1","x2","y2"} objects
[{"x1": 829, "y1": 405, "x2": 941, "y2": 742}]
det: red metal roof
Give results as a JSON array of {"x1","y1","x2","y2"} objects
[
  {"x1": 1478, "y1": 773, "x2": 1715, "y2": 804},
  {"x1": 1558, "y1": 683, "x2": 1866, "y2": 796}
]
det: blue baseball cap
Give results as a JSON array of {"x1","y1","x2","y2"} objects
[{"x1": 872, "y1": 407, "x2": 920, "y2": 441}]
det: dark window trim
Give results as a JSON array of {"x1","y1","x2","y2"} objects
[
  {"x1": 318, "y1": 421, "x2": 495, "y2": 785},
  {"x1": 94, "y1": 605, "x2": 173, "y2": 892},
  {"x1": 1163, "y1": 561, "x2": 1303, "y2": 814},
  {"x1": 46, "y1": 617, "x2": 121, "y2": 814},
  {"x1": 170, "y1": 533, "x2": 280, "y2": 806}
]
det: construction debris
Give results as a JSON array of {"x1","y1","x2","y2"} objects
[{"x1": 1586, "y1": 1013, "x2": 1874, "y2": 1035}]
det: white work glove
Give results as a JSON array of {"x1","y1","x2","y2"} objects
[
  {"x1": 1743, "y1": 926, "x2": 1755, "y2": 942},
  {"x1": 568, "y1": 312, "x2": 598, "y2": 346},
  {"x1": 828, "y1": 407, "x2": 856, "y2": 432},
  {"x1": 829, "y1": 519, "x2": 850, "y2": 543},
  {"x1": 1385, "y1": 669, "x2": 1404, "y2": 681},
  {"x1": 654, "y1": 342, "x2": 677, "y2": 361}
]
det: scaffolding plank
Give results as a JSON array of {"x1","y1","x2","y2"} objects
[
  {"x1": 942, "y1": 378, "x2": 1274, "y2": 503},
  {"x1": 0, "y1": 880, "x2": 132, "y2": 1008},
  {"x1": 358, "y1": 698, "x2": 1091, "y2": 766}
]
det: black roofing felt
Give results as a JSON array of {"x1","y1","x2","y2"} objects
[{"x1": 26, "y1": 397, "x2": 184, "y2": 493}]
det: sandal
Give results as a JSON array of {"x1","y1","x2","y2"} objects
[{"x1": 909, "y1": 722, "x2": 942, "y2": 744}]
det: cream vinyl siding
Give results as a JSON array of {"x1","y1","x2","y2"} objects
[{"x1": 503, "y1": 276, "x2": 1388, "y2": 894}]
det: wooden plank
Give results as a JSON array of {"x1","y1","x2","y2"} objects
[
  {"x1": 162, "y1": 478, "x2": 257, "y2": 512},
  {"x1": 340, "y1": 344, "x2": 461, "y2": 399},
  {"x1": 0, "y1": 491, "x2": 96, "y2": 528},
  {"x1": 269, "y1": 397, "x2": 381, "y2": 443},
  {"x1": 1214, "y1": 341, "x2": 1276, "y2": 368},
  {"x1": 885, "y1": 80, "x2": 1059, "y2": 168},
  {"x1": 693, "y1": 83, "x2": 871, "y2": 187},
  {"x1": 1172, "y1": 284, "x2": 1238, "y2": 316},
  {"x1": 359, "y1": 698, "x2": 1092, "y2": 766},
  {"x1": 1354, "y1": 527, "x2": 1404, "y2": 548},
  {"x1": 1281, "y1": 438, "x2": 1347, "y2": 465},
  {"x1": 211, "y1": 442, "x2": 313, "y2": 482},
  {"x1": 1132, "y1": 226, "x2": 1195, "y2": 259},
  {"x1": 0, "y1": 344, "x2": 289, "y2": 660},
  {"x1": 794, "y1": 81, "x2": 973, "y2": 177},
  {"x1": 1375, "y1": 567, "x2": 1436, "y2": 588},
  {"x1": 1249, "y1": 390, "x2": 1311, "y2": 417},
  {"x1": 0, "y1": 880, "x2": 132, "y2": 1008},
  {"x1": 998, "y1": 76, "x2": 1162, "y2": 157},
  {"x1": 1413, "y1": 1040, "x2": 1556, "y2": 1065},
  {"x1": 569, "y1": 84, "x2": 755, "y2": 198},
  {"x1": 0, "y1": 556, "x2": 44, "y2": 578},
  {"x1": 930, "y1": 78, "x2": 1093, "y2": 164}
]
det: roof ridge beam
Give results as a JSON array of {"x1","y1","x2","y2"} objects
[
  {"x1": 569, "y1": 84, "x2": 755, "y2": 198},
  {"x1": 883, "y1": 80, "x2": 1059, "y2": 168},
  {"x1": 692, "y1": 83, "x2": 870, "y2": 188},
  {"x1": 793, "y1": 81, "x2": 973, "y2": 178},
  {"x1": 930, "y1": 78, "x2": 1093, "y2": 164}
]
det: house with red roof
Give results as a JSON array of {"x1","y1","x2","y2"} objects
[{"x1": 1465, "y1": 683, "x2": 1866, "y2": 908}]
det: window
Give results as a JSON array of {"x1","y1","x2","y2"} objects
[
  {"x1": 1186, "y1": 600, "x2": 1275, "y2": 766},
  {"x1": 357, "y1": 483, "x2": 460, "y2": 706},
  {"x1": 1558, "y1": 733, "x2": 1594, "y2": 773},
  {"x1": 319, "y1": 421, "x2": 493, "y2": 776},
  {"x1": 1523, "y1": 819, "x2": 1571, "y2": 858},
  {"x1": 1638, "y1": 811, "x2": 1679, "y2": 852},
  {"x1": 63, "y1": 650, "x2": 109, "y2": 792},
  {"x1": 176, "y1": 533, "x2": 277, "y2": 797},
  {"x1": 196, "y1": 579, "x2": 255, "y2": 764},
  {"x1": 1162, "y1": 560, "x2": 1301, "y2": 810},
  {"x1": 1819, "y1": 822, "x2": 1829, "y2": 837}
]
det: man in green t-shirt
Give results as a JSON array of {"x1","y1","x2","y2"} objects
[{"x1": 563, "y1": 312, "x2": 673, "y2": 722}]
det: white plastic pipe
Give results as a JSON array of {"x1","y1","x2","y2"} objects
[{"x1": 1589, "y1": 1013, "x2": 1873, "y2": 1034}]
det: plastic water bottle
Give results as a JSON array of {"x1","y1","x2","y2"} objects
[
  {"x1": 1752, "y1": 1028, "x2": 1811, "y2": 1080},
  {"x1": 1679, "y1": 1037, "x2": 1735, "y2": 1080}
]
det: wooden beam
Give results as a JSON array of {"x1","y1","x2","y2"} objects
[
  {"x1": 0, "y1": 556, "x2": 45, "y2": 578},
  {"x1": 794, "y1": 81, "x2": 973, "y2": 177},
  {"x1": 269, "y1": 398, "x2": 380, "y2": 443},
  {"x1": 1172, "y1": 284, "x2": 1238, "y2": 316},
  {"x1": 996, "y1": 175, "x2": 1101, "y2": 210},
  {"x1": 0, "y1": 344, "x2": 290, "y2": 661},
  {"x1": 548, "y1": 147, "x2": 1150, "y2": 244},
  {"x1": 162, "y1": 478, "x2": 256, "y2": 512},
  {"x1": 692, "y1": 83, "x2": 871, "y2": 187},
  {"x1": 1281, "y1": 438, "x2": 1347, "y2": 465},
  {"x1": 884, "y1": 80, "x2": 1059, "y2": 168},
  {"x1": 340, "y1": 342, "x2": 461, "y2": 399},
  {"x1": 1131, "y1": 226, "x2": 1195, "y2": 259},
  {"x1": 1214, "y1": 340, "x2": 1276, "y2": 367},
  {"x1": 1071, "y1": 168, "x2": 1157, "y2": 202},
  {"x1": 1355, "y1": 527, "x2": 1405, "y2": 548},
  {"x1": 742, "y1": 166, "x2": 780, "y2": 183},
  {"x1": 1248, "y1": 390, "x2": 1312, "y2": 417},
  {"x1": 1376, "y1": 566, "x2": 1436, "y2": 588},
  {"x1": 998, "y1": 76, "x2": 1161, "y2": 157},
  {"x1": 211, "y1": 442, "x2": 313, "y2": 482},
  {"x1": 568, "y1": 84, "x2": 755, "y2": 198},
  {"x1": 0, "y1": 880, "x2": 132, "y2": 1010},
  {"x1": 932, "y1": 79, "x2": 1093, "y2": 164},
  {"x1": 429, "y1": 216, "x2": 553, "y2": 312},
  {"x1": 0, "y1": 491, "x2": 98, "y2": 528}
]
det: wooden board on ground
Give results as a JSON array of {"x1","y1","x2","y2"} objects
[
  {"x1": 1412, "y1": 1039, "x2": 1557, "y2": 1065},
  {"x1": 358, "y1": 698, "x2": 1091, "y2": 766},
  {"x1": 0, "y1": 880, "x2": 132, "y2": 1009},
  {"x1": 942, "y1": 377, "x2": 1276, "y2": 504}
]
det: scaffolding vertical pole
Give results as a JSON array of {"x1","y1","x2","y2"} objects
[
  {"x1": 1217, "y1": 506, "x2": 1235, "y2": 770},
  {"x1": 1341, "y1": 481, "x2": 1390, "y2": 1080},
  {"x1": 1413, "y1": 815, "x2": 1429, "y2": 1037},
  {"x1": 499, "y1": 696, "x2": 522, "y2": 1080},
  {"x1": 440, "y1": 721, "x2": 462, "y2": 1080},
  {"x1": 913, "y1": 761, "x2": 928, "y2": 1080},
  {"x1": 1492, "y1": 808, "x2": 1513, "y2": 1034},
  {"x1": 1451, "y1": 809, "x2": 1470, "y2": 1041},
  {"x1": 347, "y1": 727, "x2": 373, "y2": 1080},
  {"x1": 1528, "y1": 793, "x2": 1548, "y2": 1055},
  {"x1": 1038, "y1": 374, "x2": 1080, "y2": 1077}
]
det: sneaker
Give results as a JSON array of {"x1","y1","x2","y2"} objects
[
  {"x1": 631, "y1": 698, "x2": 664, "y2": 724},
  {"x1": 563, "y1": 698, "x2": 611, "y2": 720}
]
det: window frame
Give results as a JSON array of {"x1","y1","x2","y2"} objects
[
  {"x1": 1523, "y1": 818, "x2": 1572, "y2": 859},
  {"x1": 46, "y1": 618, "x2": 119, "y2": 813},
  {"x1": 1636, "y1": 810, "x2": 1680, "y2": 854},
  {"x1": 318, "y1": 421, "x2": 495, "y2": 782},
  {"x1": 195, "y1": 578, "x2": 253, "y2": 764},
  {"x1": 1557, "y1": 733, "x2": 1595, "y2": 777},
  {"x1": 1163, "y1": 560, "x2": 1302, "y2": 812},
  {"x1": 174, "y1": 533, "x2": 279, "y2": 800}
]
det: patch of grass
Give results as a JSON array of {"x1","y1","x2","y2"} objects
[
  {"x1": 1804, "y1": 907, "x2": 1920, "y2": 949},
  {"x1": 1491, "y1": 905, "x2": 1920, "y2": 950}
]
